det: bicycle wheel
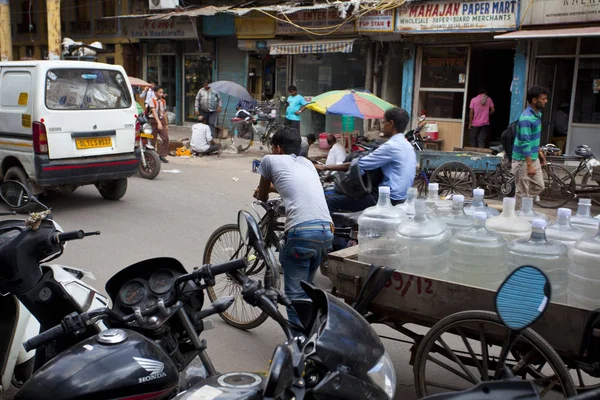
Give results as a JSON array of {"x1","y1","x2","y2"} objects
[
  {"x1": 203, "y1": 224, "x2": 268, "y2": 330},
  {"x1": 231, "y1": 121, "x2": 254, "y2": 152},
  {"x1": 581, "y1": 172, "x2": 600, "y2": 207},
  {"x1": 535, "y1": 164, "x2": 575, "y2": 209},
  {"x1": 264, "y1": 124, "x2": 284, "y2": 153}
]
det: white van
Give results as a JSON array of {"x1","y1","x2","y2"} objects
[{"x1": 0, "y1": 60, "x2": 138, "y2": 209}]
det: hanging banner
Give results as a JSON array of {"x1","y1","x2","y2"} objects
[
  {"x1": 520, "y1": 0, "x2": 600, "y2": 25},
  {"x1": 395, "y1": 0, "x2": 518, "y2": 32},
  {"x1": 122, "y1": 18, "x2": 197, "y2": 39},
  {"x1": 276, "y1": 10, "x2": 355, "y2": 35},
  {"x1": 357, "y1": 9, "x2": 395, "y2": 32}
]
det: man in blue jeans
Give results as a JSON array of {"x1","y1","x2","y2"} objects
[{"x1": 255, "y1": 127, "x2": 333, "y2": 332}]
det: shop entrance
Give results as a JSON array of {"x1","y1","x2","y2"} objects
[
  {"x1": 147, "y1": 54, "x2": 176, "y2": 111},
  {"x1": 534, "y1": 58, "x2": 575, "y2": 151},
  {"x1": 465, "y1": 44, "x2": 514, "y2": 147}
]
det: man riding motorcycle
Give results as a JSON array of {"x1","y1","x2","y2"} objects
[{"x1": 316, "y1": 107, "x2": 417, "y2": 213}]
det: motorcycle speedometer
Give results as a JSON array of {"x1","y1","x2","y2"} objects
[
  {"x1": 120, "y1": 280, "x2": 145, "y2": 306},
  {"x1": 149, "y1": 270, "x2": 175, "y2": 295}
]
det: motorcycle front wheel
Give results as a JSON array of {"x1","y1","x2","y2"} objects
[{"x1": 138, "y1": 149, "x2": 161, "y2": 180}]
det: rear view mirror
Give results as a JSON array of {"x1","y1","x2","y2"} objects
[
  {"x1": 495, "y1": 266, "x2": 550, "y2": 332},
  {"x1": 238, "y1": 210, "x2": 263, "y2": 249},
  {"x1": 0, "y1": 181, "x2": 32, "y2": 209},
  {"x1": 263, "y1": 345, "x2": 294, "y2": 398}
]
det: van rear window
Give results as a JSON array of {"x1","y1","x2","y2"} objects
[{"x1": 45, "y1": 69, "x2": 132, "y2": 110}]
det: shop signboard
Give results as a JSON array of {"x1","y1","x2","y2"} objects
[
  {"x1": 235, "y1": 13, "x2": 277, "y2": 38},
  {"x1": 276, "y1": 9, "x2": 355, "y2": 34},
  {"x1": 357, "y1": 9, "x2": 395, "y2": 32},
  {"x1": 122, "y1": 18, "x2": 197, "y2": 39},
  {"x1": 395, "y1": 0, "x2": 518, "y2": 32},
  {"x1": 520, "y1": 0, "x2": 600, "y2": 25}
]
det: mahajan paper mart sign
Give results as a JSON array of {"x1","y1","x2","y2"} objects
[{"x1": 395, "y1": 0, "x2": 518, "y2": 32}]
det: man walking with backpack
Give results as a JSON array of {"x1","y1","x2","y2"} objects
[{"x1": 512, "y1": 86, "x2": 548, "y2": 209}]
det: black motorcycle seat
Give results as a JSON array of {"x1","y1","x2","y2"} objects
[
  {"x1": 332, "y1": 211, "x2": 362, "y2": 227},
  {"x1": 489, "y1": 145, "x2": 503, "y2": 154}
]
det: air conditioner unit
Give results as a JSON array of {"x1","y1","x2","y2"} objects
[{"x1": 149, "y1": 0, "x2": 179, "y2": 10}]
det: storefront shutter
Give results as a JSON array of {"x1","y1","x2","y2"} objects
[{"x1": 217, "y1": 36, "x2": 247, "y2": 131}]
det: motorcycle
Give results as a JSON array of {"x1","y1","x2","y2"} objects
[
  {"x1": 176, "y1": 212, "x2": 396, "y2": 400},
  {"x1": 405, "y1": 115, "x2": 428, "y2": 151},
  {"x1": 136, "y1": 115, "x2": 161, "y2": 180},
  {"x1": 0, "y1": 182, "x2": 108, "y2": 394}
]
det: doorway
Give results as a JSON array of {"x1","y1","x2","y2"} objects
[
  {"x1": 146, "y1": 54, "x2": 177, "y2": 111},
  {"x1": 464, "y1": 45, "x2": 515, "y2": 147},
  {"x1": 534, "y1": 58, "x2": 575, "y2": 151}
]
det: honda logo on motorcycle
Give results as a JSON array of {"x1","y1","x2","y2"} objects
[{"x1": 134, "y1": 357, "x2": 167, "y2": 383}]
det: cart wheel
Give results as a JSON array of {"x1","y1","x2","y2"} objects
[
  {"x1": 535, "y1": 164, "x2": 575, "y2": 209},
  {"x1": 430, "y1": 162, "x2": 476, "y2": 197},
  {"x1": 571, "y1": 367, "x2": 600, "y2": 393},
  {"x1": 413, "y1": 170, "x2": 429, "y2": 196},
  {"x1": 414, "y1": 310, "x2": 576, "y2": 398},
  {"x1": 581, "y1": 172, "x2": 600, "y2": 207}
]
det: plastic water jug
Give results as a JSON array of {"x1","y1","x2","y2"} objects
[
  {"x1": 425, "y1": 183, "x2": 452, "y2": 216},
  {"x1": 568, "y1": 232, "x2": 600, "y2": 309},
  {"x1": 508, "y1": 219, "x2": 569, "y2": 303},
  {"x1": 395, "y1": 187, "x2": 417, "y2": 219},
  {"x1": 546, "y1": 208, "x2": 586, "y2": 249},
  {"x1": 571, "y1": 199, "x2": 600, "y2": 238},
  {"x1": 463, "y1": 188, "x2": 500, "y2": 217},
  {"x1": 517, "y1": 197, "x2": 548, "y2": 223},
  {"x1": 486, "y1": 197, "x2": 532, "y2": 241},
  {"x1": 438, "y1": 195, "x2": 473, "y2": 233},
  {"x1": 449, "y1": 212, "x2": 508, "y2": 289},
  {"x1": 358, "y1": 186, "x2": 407, "y2": 268},
  {"x1": 396, "y1": 199, "x2": 451, "y2": 279}
]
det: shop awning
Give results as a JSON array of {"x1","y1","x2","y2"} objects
[
  {"x1": 269, "y1": 39, "x2": 355, "y2": 55},
  {"x1": 495, "y1": 26, "x2": 600, "y2": 39}
]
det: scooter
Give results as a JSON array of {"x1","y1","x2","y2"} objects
[
  {"x1": 405, "y1": 114, "x2": 428, "y2": 151},
  {"x1": 136, "y1": 115, "x2": 161, "y2": 180},
  {"x1": 0, "y1": 183, "x2": 108, "y2": 394}
]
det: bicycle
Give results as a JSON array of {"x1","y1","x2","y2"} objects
[
  {"x1": 202, "y1": 198, "x2": 285, "y2": 329},
  {"x1": 535, "y1": 144, "x2": 600, "y2": 208},
  {"x1": 230, "y1": 114, "x2": 285, "y2": 153}
]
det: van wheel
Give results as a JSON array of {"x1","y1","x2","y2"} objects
[
  {"x1": 96, "y1": 178, "x2": 128, "y2": 201},
  {"x1": 4, "y1": 166, "x2": 37, "y2": 214}
]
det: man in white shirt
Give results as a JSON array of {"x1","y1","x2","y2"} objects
[
  {"x1": 325, "y1": 134, "x2": 347, "y2": 165},
  {"x1": 191, "y1": 116, "x2": 221, "y2": 156}
]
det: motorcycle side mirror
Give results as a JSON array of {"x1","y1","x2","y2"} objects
[
  {"x1": 263, "y1": 344, "x2": 295, "y2": 399},
  {"x1": 419, "y1": 115, "x2": 426, "y2": 122},
  {"x1": 238, "y1": 210, "x2": 264, "y2": 249},
  {"x1": 0, "y1": 181, "x2": 33, "y2": 209},
  {"x1": 493, "y1": 265, "x2": 551, "y2": 380},
  {"x1": 495, "y1": 265, "x2": 551, "y2": 332}
]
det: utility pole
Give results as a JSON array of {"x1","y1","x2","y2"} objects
[
  {"x1": 0, "y1": 0, "x2": 13, "y2": 61},
  {"x1": 47, "y1": 0, "x2": 62, "y2": 60}
]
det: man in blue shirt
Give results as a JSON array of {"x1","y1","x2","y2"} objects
[
  {"x1": 285, "y1": 85, "x2": 308, "y2": 133},
  {"x1": 316, "y1": 107, "x2": 417, "y2": 212}
]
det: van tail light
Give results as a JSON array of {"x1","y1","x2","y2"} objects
[{"x1": 33, "y1": 121, "x2": 49, "y2": 155}]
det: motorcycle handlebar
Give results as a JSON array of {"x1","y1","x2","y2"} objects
[
  {"x1": 54, "y1": 230, "x2": 85, "y2": 243},
  {"x1": 205, "y1": 258, "x2": 247, "y2": 277},
  {"x1": 23, "y1": 323, "x2": 66, "y2": 352}
]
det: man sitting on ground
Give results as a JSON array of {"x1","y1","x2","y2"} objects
[
  {"x1": 191, "y1": 116, "x2": 221, "y2": 156},
  {"x1": 299, "y1": 134, "x2": 316, "y2": 158},
  {"x1": 325, "y1": 134, "x2": 347, "y2": 166}
]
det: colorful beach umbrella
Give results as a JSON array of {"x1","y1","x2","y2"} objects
[{"x1": 306, "y1": 90, "x2": 395, "y2": 119}]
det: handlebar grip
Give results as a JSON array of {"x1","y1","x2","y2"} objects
[
  {"x1": 210, "y1": 258, "x2": 248, "y2": 277},
  {"x1": 56, "y1": 230, "x2": 85, "y2": 243},
  {"x1": 23, "y1": 323, "x2": 66, "y2": 352}
]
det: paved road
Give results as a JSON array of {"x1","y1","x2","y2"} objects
[{"x1": 2, "y1": 150, "x2": 586, "y2": 399}]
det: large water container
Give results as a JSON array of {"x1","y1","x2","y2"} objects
[
  {"x1": 486, "y1": 197, "x2": 532, "y2": 241},
  {"x1": 571, "y1": 199, "x2": 600, "y2": 238},
  {"x1": 568, "y1": 232, "x2": 600, "y2": 309},
  {"x1": 396, "y1": 199, "x2": 451, "y2": 279},
  {"x1": 463, "y1": 188, "x2": 500, "y2": 217},
  {"x1": 396, "y1": 187, "x2": 417, "y2": 219},
  {"x1": 358, "y1": 186, "x2": 407, "y2": 268},
  {"x1": 517, "y1": 197, "x2": 549, "y2": 223},
  {"x1": 438, "y1": 195, "x2": 473, "y2": 233},
  {"x1": 508, "y1": 219, "x2": 569, "y2": 303},
  {"x1": 449, "y1": 212, "x2": 508, "y2": 289},
  {"x1": 546, "y1": 208, "x2": 586, "y2": 249},
  {"x1": 425, "y1": 183, "x2": 452, "y2": 216}
]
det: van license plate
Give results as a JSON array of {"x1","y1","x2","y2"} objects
[{"x1": 76, "y1": 137, "x2": 112, "y2": 149}]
